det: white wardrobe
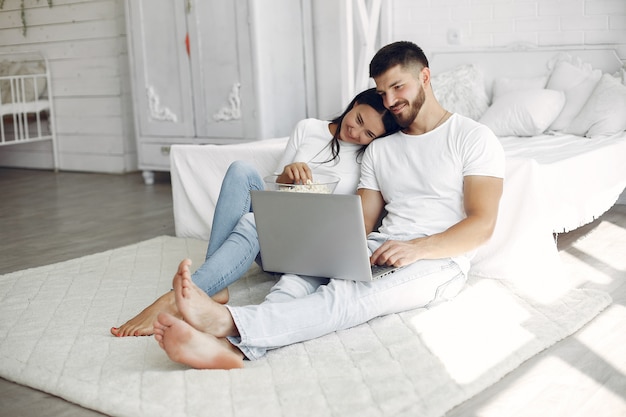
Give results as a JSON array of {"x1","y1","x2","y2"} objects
[{"x1": 125, "y1": 0, "x2": 310, "y2": 183}]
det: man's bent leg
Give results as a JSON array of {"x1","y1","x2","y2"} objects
[{"x1": 264, "y1": 274, "x2": 329, "y2": 304}]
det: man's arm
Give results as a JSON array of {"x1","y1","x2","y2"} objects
[
  {"x1": 370, "y1": 175, "x2": 503, "y2": 267},
  {"x1": 357, "y1": 188, "x2": 385, "y2": 235}
]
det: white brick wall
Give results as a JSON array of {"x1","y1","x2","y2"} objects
[{"x1": 389, "y1": 0, "x2": 626, "y2": 62}]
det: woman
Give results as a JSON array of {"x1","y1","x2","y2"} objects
[{"x1": 111, "y1": 88, "x2": 400, "y2": 337}]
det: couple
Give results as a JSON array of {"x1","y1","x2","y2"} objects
[{"x1": 115, "y1": 41, "x2": 506, "y2": 370}]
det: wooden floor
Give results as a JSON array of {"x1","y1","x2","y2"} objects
[
  {"x1": 0, "y1": 167, "x2": 624, "y2": 417},
  {"x1": 0, "y1": 168, "x2": 174, "y2": 417}
]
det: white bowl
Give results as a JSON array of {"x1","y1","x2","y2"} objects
[{"x1": 263, "y1": 174, "x2": 340, "y2": 194}]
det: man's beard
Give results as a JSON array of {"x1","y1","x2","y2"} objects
[{"x1": 393, "y1": 86, "x2": 425, "y2": 128}]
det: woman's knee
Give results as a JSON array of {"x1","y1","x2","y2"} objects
[{"x1": 226, "y1": 161, "x2": 263, "y2": 184}]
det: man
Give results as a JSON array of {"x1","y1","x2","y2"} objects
[{"x1": 153, "y1": 41, "x2": 505, "y2": 369}]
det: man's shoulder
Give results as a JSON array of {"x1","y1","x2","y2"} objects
[
  {"x1": 451, "y1": 113, "x2": 486, "y2": 129},
  {"x1": 450, "y1": 113, "x2": 498, "y2": 141}
]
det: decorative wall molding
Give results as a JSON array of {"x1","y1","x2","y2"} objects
[
  {"x1": 146, "y1": 86, "x2": 178, "y2": 122},
  {"x1": 213, "y1": 82, "x2": 242, "y2": 122}
]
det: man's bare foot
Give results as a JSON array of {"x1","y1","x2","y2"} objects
[
  {"x1": 172, "y1": 261, "x2": 238, "y2": 338},
  {"x1": 111, "y1": 290, "x2": 178, "y2": 337},
  {"x1": 153, "y1": 312, "x2": 244, "y2": 369},
  {"x1": 111, "y1": 258, "x2": 192, "y2": 337}
]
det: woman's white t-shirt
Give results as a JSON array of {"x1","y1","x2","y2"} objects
[{"x1": 274, "y1": 118, "x2": 366, "y2": 195}]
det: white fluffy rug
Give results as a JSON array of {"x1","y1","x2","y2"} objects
[{"x1": 0, "y1": 236, "x2": 611, "y2": 417}]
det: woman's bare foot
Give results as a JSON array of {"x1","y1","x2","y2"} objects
[
  {"x1": 153, "y1": 312, "x2": 244, "y2": 369},
  {"x1": 173, "y1": 261, "x2": 238, "y2": 338},
  {"x1": 111, "y1": 290, "x2": 178, "y2": 337},
  {"x1": 111, "y1": 258, "x2": 192, "y2": 337},
  {"x1": 213, "y1": 287, "x2": 229, "y2": 304}
]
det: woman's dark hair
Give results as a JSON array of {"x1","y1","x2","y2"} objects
[{"x1": 318, "y1": 87, "x2": 400, "y2": 164}]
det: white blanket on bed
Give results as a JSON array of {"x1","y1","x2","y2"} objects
[
  {"x1": 169, "y1": 132, "x2": 626, "y2": 284},
  {"x1": 0, "y1": 236, "x2": 611, "y2": 417}
]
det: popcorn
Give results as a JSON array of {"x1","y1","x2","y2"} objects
[{"x1": 279, "y1": 179, "x2": 333, "y2": 194}]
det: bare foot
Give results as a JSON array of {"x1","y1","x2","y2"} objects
[
  {"x1": 111, "y1": 258, "x2": 192, "y2": 337},
  {"x1": 173, "y1": 261, "x2": 238, "y2": 338},
  {"x1": 213, "y1": 287, "x2": 229, "y2": 304},
  {"x1": 111, "y1": 290, "x2": 178, "y2": 337},
  {"x1": 153, "y1": 312, "x2": 244, "y2": 369}
]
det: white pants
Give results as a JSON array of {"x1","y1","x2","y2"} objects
[{"x1": 227, "y1": 257, "x2": 466, "y2": 360}]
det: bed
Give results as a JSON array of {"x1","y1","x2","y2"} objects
[
  {"x1": 0, "y1": 51, "x2": 58, "y2": 169},
  {"x1": 170, "y1": 45, "x2": 626, "y2": 284}
]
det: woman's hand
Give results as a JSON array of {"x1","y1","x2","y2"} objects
[{"x1": 277, "y1": 162, "x2": 313, "y2": 184}]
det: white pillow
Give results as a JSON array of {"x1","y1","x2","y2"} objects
[
  {"x1": 492, "y1": 75, "x2": 549, "y2": 100},
  {"x1": 546, "y1": 59, "x2": 602, "y2": 131},
  {"x1": 479, "y1": 89, "x2": 566, "y2": 137},
  {"x1": 431, "y1": 64, "x2": 489, "y2": 121},
  {"x1": 566, "y1": 73, "x2": 626, "y2": 138}
]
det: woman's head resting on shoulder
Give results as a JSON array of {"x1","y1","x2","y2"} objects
[{"x1": 332, "y1": 88, "x2": 401, "y2": 146}]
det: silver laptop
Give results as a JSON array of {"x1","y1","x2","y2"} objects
[{"x1": 250, "y1": 190, "x2": 402, "y2": 281}]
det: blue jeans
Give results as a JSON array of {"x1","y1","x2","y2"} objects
[
  {"x1": 191, "y1": 161, "x2": 265, "y2": 295},
  {"x1": 227, "y1": 255, "x2": 467, "y2": 360}
]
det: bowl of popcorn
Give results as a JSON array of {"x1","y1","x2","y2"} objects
[{"x1": 263, "y1": 174, "x2": 340, "y2": 194}]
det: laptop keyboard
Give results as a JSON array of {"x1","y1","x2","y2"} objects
[{"x1": 371, "y1": 264, "x2": 399, "y2": 279}]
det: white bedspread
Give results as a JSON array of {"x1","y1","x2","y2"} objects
[
  {"x1": 470, "y1": 132, "x2": 626, "y2": 282},
  {"x1": 171, "y1": 137, "x2": 288, "y2": 240},
  {"x1": 499, "y1": 132, "x2": 626, "y2": 233},
  {"x1": 170, "y1": 132, "x2": 626, "y2": 283},
  {"x1": 0, "y1": 236, "x2": 611, "y2": 417}
]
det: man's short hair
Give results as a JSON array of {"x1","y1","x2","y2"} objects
[{"x1": 369, "y1": 41, "x2": 429, "y2": 78}]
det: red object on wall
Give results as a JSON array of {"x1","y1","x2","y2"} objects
[{"x1": 185, "y1": 33, "x2": 190, "y2": 57}]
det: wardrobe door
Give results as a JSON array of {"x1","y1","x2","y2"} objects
[
  {"x1": 186, "y1": 0, "x2": 254, "y2": 141},
  {"x1": 187, "y1": 0, "x2": 309, "y2": 143},
  {"x1": 126, "y1": 0, "x2": 195, "y2": 138}
]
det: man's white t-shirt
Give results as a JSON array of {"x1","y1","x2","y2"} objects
[
  {"x1": 274, "y1": 118, "x2": 366, "y2": 195},
  {"x1": 358, "y1": 113, "x2": 505, "y2": 271}
]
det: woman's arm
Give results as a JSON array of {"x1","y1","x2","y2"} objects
[{"x1": 273, "y1": 120, "x2": 315, "y2": 184}]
